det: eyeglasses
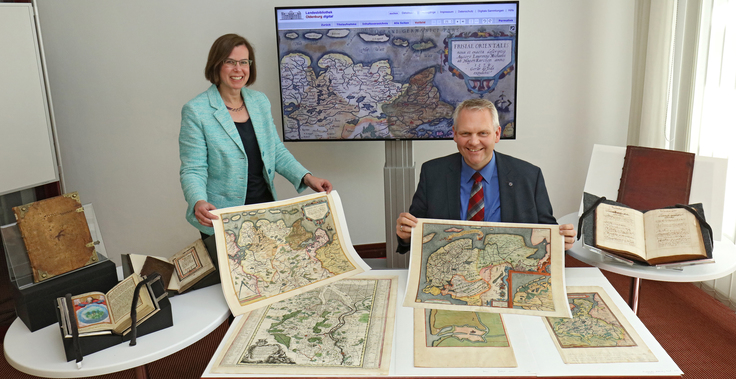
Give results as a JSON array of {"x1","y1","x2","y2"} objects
[{"x1": 223, "y1": 59, "x2": 253, "y2": 67}]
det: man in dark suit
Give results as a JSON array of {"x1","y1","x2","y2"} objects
[{"x1": 396, "y1": 98, "x2": 576, "y2": 253}]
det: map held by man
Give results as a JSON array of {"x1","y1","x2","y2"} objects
[
  {"x1": 210, "y1": 192, "x2": 370, "y2": 316},
  {"x1": 211, "y1": 276, "x2": 397, "y2": 375},
  {"x1": 404, "y1": 219, "x2": 570, "y2": 318}
]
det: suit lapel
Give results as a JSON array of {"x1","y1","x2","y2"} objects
[
  {"x1": 495, "y1": 151, "x2": 516, "y2": 222},
  {"x1": 447, "y1": 154, "x2": 463, "y2": 220},
  {"x1": 208, "y1": 85, "x2": 245, "y2": 154}
]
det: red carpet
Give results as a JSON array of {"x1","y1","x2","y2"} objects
[{"x1": 3, "y1": 260, "x2": 736, "y2": 378}]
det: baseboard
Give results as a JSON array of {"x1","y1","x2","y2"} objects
[{"x1": 354, "y1": 243, "x2": 386, "y2": 259}]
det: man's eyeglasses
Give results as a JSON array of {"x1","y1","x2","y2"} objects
[{"x1": 223, "y1": 59, "x2": 253, "y2": 67}]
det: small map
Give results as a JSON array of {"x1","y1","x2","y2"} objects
[
  {"x1": 278, "y1": 25, "x2": 517, "y2": 140},
  {"x1": 413, "y1": 308, "x2": 516, "y2": 368},
  {"x1": 211, "y1": 276, "x2": 397, "y2": 375},
  {"x1": 404, "y1": 218, "x2": 570, "y2": 318},
  {"x1": 544, "y1": 286, "x2": 658, "y2": 364},
  {"x1": 210, "y1": 192, "x2": 369, "y2": 315}
]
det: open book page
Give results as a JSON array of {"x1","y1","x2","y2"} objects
[
  {"x1": 643, "y1": 208, "x2": 706, "y2": 264},
  {"x1": 170, "y1": 239, "x2": 214, "y2": 293},
  {"x1": 71, "y1": 292, "x2": 112, "y2": 334},
  {"x1": 595, "y1": 203, "x2": 646, "y2": 261},
  {"x1": 105, "y1": 273, "x2": 154, "y2": 333}
]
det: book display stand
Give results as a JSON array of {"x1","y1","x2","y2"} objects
[
  {"x1": 570, "y1": 145, "x2": 735, "y2": 313},
  {"x1": 1, "y1": 204, "x2": 119, "y2": 331}
]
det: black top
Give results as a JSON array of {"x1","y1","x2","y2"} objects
[{"x1": 234, "y1": 119, "x2": 273, "y2": 205}]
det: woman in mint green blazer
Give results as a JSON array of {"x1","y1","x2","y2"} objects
[{"x1": 179, "y1": 34, "x2": 332, "y2": 236}]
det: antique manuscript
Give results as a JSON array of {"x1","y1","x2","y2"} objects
[
  {"x1": 210, "y1": 191, "x2": 370, "y2": 316},
  {"x1": 404, "y1": 218, "x2": 570, "y2": 318},
  {"x1": 211, "y1": 275, "x2": 397, "y2": 375},
  {"x1": 544, "y1": 286, "x2": 657, "y2": 364}
]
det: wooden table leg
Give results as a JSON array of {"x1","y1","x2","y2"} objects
[
  {"x1": 134, "y1": 364, "x2": 149, "y2": 379},
  {"x1": 629, "y1": 277, "x2": 641, "y2": 314}
]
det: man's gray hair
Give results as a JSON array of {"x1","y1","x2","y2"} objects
[{"x1": 452, "y1": 98, "x2": 500, "y2": 129}]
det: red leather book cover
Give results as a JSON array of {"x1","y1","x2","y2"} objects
[{"x1": 617, "y1": 146, "x2": 695, "y2": 210}]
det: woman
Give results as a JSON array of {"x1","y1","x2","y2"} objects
[{"x1": 179, "y1": 34, "x2": 332, "y2": 237}]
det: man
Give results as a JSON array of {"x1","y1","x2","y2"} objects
[{"x1": 396, "y1": 98, "x2": 576, "y2": 253}]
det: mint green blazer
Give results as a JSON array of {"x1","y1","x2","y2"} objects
[{"x1": 179, "y1": 85, "x2": 309, "y2": 234}]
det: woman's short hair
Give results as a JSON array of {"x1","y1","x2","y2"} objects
[
  {"x1": 204, "y1": 34, "x2": 257, "y2": 86},
  {"x1": 452, "y1": 98, "x2": 500, "y2": 129}
]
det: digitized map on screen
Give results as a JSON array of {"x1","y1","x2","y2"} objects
[{"x1": 275, "y1": 2, "x2": 518, "y2": 140}]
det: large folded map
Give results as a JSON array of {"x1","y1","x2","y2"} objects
[
  {"x1": 210, "y1": 191, "x2": 370, "y2": 316},
  {"x1": 404, "y1": 218, "x2": 570, "y2": 318}
]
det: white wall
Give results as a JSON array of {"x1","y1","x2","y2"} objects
[{"x1": 35, "y1": 0, "x2": 632, "y2": 264}]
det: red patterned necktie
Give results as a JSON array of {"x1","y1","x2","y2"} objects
[{"x1": 467, "y1": 172, "x2": 484, "y2": 221}]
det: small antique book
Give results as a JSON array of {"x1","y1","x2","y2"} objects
[
  {"x1": 617, "y1": 146, "x2": 695, "y2": 211},
  {"x1": 56, "y1": 273, "x2": 158, "y2": 337},
  {"x1": 13, "y1": 192, "x2": 98, "y2": 283},
  {"x1": 124, "y1": 239, "x2": 215, "y2": 294}
]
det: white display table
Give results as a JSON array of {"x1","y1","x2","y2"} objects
[
  {"x1": 202, "y1": 267, "x2": 682, "y2": 378},
  {"x1": 4, "y1": 282, "x2": 229, "y2": 378},
  {"x1": 561, "y1": 212, "x2": 736, "y2": 313}
]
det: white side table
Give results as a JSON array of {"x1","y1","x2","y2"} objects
[
  {"x1": 561, "y1": 212, "x2": 736, "y2": 313},
  {"x1": 4, "y1": 282, "x2": 229, "y2": 379}
]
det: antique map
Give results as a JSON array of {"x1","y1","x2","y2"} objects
[
  {"x1": 278, "y1": 23, "x2": 517, "y2": 140},
  {"x1": 211, "y1": 275, "x2": 397, "y2": 375},
  {"x1": 405, "y1": 218, "x2": 570, "y2": 318},
  {"x1": 413, "y1": 308, "x2": 516, "y2": 368},
  {"x1": 210, "y1": 191, "x2": 370, "y2": 315},
  {"x1": 544, "y1": 286, "x2": 657, "y2": 364}
]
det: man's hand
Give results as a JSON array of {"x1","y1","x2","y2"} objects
[
  {"x1": 303, "y1": 173, "x2": 333, "y2": 193},
  {"x1": 559, "y1": 223, "x2": 576, "y2": 251},
  {"x1": 194, "y1": 200, "x2": 219, "y2": 227},
  {"x1": 396, "y1": 212, "x2": 418, "y2": 243}
]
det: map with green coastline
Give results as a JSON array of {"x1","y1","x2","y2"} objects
[
  {"x1": 278, "y1": 25, "x2": 517, "y2": 140},
  {"x1": 426, "y1": 309, "x2": 508, "y2": 347},
  {"x1": 547, "y1": 292, "x2": 636, "y2": 348},
  {"x1": 211, "y1": 276, "x2": 397, "y2": 375}
]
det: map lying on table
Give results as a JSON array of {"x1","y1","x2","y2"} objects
[
  {"x1": 210, "y1": 191, "x2": 370, "y2": 315},
  {"x1": 404, "y1": 218, "x2": 570, "y2": 318},
  {"x1": 211, "y1": 275, "x2": 397, "y2": 375},
  {"x1": 544, "y1": 286, "x2": 657, "y2": 364},
  {"x1": 413, "y1": 308, "x2": 516, "y2": 368}
]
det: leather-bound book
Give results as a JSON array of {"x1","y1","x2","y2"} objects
[
  {"x1": 617, "y1": 146, "x2": 695, "y2": 211},
  {"x1": 13, "y1": 192, "x2": 98, "y2": 283}
]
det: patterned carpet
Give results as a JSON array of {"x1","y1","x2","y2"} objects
[{"x1": 2, "y1": 258, "x2": 736, "y2": 378}]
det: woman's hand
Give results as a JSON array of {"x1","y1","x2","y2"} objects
[
  {"x1": 194, "y1": 200, "x2": 219, "y2": 227},
  {"x1": 303, "y1": 173, "x2": 333, "y2": 193},
  {"x1": 559, "y1": 223, "x2": 577, "y2": 251}
]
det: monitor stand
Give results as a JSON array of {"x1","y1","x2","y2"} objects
[{"x1": 383, "y1": 140, "x2": 414, "y2": 268}]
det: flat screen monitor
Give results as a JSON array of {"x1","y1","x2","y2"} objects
[{"x1": 275, "y1": 2, "x2": 518, "y2": 141}]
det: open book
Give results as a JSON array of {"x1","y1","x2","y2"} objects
[
  {"x1": 581, "y1": 193, "x2": 712, "y2": 266},
  {"x1": 56, "y1": 273, "x2": 158, "y2": 337},
  {"x1": 123, "y1": 239, "x2": 215, "y2": 294}
]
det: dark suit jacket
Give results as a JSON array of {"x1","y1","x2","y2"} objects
[{"x1": 398, "y1": 151, "x2": 557, "y2": 253}]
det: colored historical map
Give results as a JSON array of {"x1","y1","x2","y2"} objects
[
  {"x1": 543, "y1": 286, "x2": 657, "y2": 364},
  {"x1": 547, "y1": 292, "x2": 635, "y2": 348},
  {"x1": 211, "y1": 276, "x2": 397, "y2": 375},
  {"x1": 278, "y1": 24, "x2": 517, "y2": 140},
  {"x1": 413, "y1": 308, "x2": 516, "y2": 368},
  {"x1": 405, "y1": 219, "x2": 570, "y2": 318},
  {"x1": 210, "y1": 192, "x2": 370, "y2": 315}
]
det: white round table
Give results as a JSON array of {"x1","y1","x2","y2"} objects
[
  {"x1": 561, "y1": 212, "x2": 736, "y2": 312},
  {"x1": 4, "y1": 282, "x2": 229, "y2": 378}
]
